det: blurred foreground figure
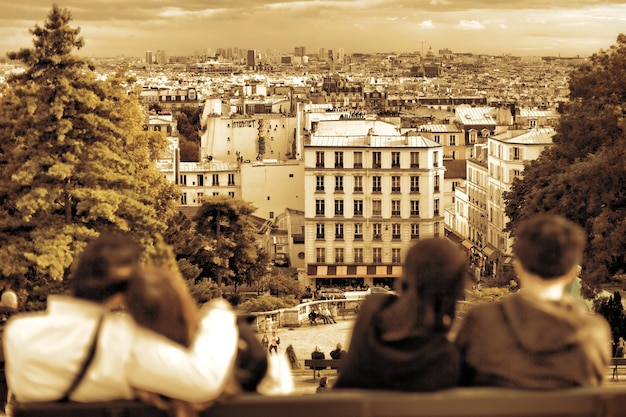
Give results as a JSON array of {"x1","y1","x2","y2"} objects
[
  {"x1": 455, "y1": 214, "x2": 611, "y2": 388},
  {"x1": 3, "y1": 232, "x2": 238, "y2": 404},
  {"x1": 334, "y1": 238, "x2": 468, "y2": 391}
]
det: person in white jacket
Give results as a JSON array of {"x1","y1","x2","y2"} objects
[{"x1": 3, "y1": 232, "x2": 238, "y2": 404}]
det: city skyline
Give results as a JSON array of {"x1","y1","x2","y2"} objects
[{"x1": 2, "y1": 1, "x2": 625, "y2": 59}]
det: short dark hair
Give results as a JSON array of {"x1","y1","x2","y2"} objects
[
  {"x1": 401, "y1": 238, "x2": 468, "y2": 330},
  {"x1": 512, "y1": 214, "x2": 585, "y2": 280},
  {"x1": 69, "y1": 232, "x2": 143, "y2": 301}
]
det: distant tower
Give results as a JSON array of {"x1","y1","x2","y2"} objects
[
  {"x1": 155, "y1": 49, "x2": 167, "y2": 64},
  {"x1": 145, "y1": 50, "x2": 153, "y2": 65},
  {"x1": 247, "y1": 49, "x2": 256, "y2": 70}
]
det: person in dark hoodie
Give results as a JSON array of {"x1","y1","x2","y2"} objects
[
  {"x1": 333, "y1": 238, "x2": 468, "y2": 391},
  {"x1": 455, "y1": 214, "x2": 611, "y2": 388}
]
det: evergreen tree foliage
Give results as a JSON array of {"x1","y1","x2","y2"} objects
[
  {"x1": 192, "y1": 196, "x2": 268, "y2": 290},
  {"x1": 504, "y1": 34, "x2": 626, "y2": 291},
  {"x1": 0, "y1": 5, "x2": 178, "y2": 308}
]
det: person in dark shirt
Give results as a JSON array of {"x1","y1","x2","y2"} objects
[
  {"x1": 329, "y1": 343, "x2": 347, "y2": 360},
  {"x1": 333, "y1": 238, "x2": 468, "y2": 391},
  {"x1": 310, "y1": 346, "x2": 326, "y2": 377}
]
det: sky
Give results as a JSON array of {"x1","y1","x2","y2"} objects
[{"x1": 1, "y1": 1, "x2": 625, "y2": 59}]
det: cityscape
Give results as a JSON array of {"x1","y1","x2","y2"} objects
[{"x1": 55, "y1": 45, "x2": 585, "y2": 291}]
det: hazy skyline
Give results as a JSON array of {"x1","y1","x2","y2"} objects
[{"x1": 2, "y1": 1, "x2": 625, "y2": 59}]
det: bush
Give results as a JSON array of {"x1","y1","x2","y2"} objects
[{"x1": 238, "y1": 294, "x2": 299, "y2": 313}]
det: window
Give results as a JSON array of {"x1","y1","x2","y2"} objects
[
  {"x1": 391, "y1": 200, "x2": 401, "y2": 216},
  {"x1": 354, "y1": 175, "x2": 363, "y2": 192},
  {"x1": 228, "y1": 174, "x2": 235, "y2": 186},
  {"x1": 410, "y1": 152, "x2": 420, "y2": 168},
  {"x1": 197, "y1": 174, "x2": 204, "y2": 186},
  {"x1": 354, "y1": 223, "x2": 363, "y2": 240},
  {"x1": 316, "y1": 223, "x2": 325, "y2": 239},
  {"x1": 372, "y1": 200, "x2": 382, "y2": 216},
  {"x1": 392, "y1": 248, "x2": 401, "y2": 263},
  {"x1": 354, "y1": 199, "x2": 363, "y2": 216},
  {"x1": 372, "y1": 152, "x2": 381, "y2": 169},
  {"x1": 512, "y1": 147, "x2": 522, "y2": 161},
  {"x1": 316, "y1": 248, "x2": 326, "y2": 263},
  {"x1": 212, "y1": 174, "x2": 219, "y2": 186},
  {"x1": 434, "y1": 221, "x2": 440, "y2": 237},
  {"x1": 316, "y1": 175, "x2": 325, "y2": 192},
  {"x1": 316, "y1": 151, "x2": 325, "y2": 168},
  {"x1": 316, "y1": 199, "x2": 325, "y2": 216},
  {"x1": 434, "y1": 199, "x2": 440, "y2": 216},
  {"x1": 411, "y1": 224, "x2": 420, "y2": 239},
  {"x1": 392, "y1": 223, "x2": 401, "y2": 240},
  {"x1": 410, "y1": 200, "x2": 420, "y2": 216},
  {"x1": 335, "y1": 248, "x2": 344, "y2": 263},
  {"x1": 180, "y1": 174, "x2": 187, "y2": 185},
  {"x1": 434, "y1": 175, "x2": 440, "y2": 192},
  {"x1": 335, "y1": 223, "x2": 344, "y2": 239},
  {"x1": 391, "y1": 176, "x2": 401, "y2": 193},
  {"x1": 212, "y1": 191, "x2": 219, "y2": 196},
  {"x1": 373, "y1": 247, "x2": 382, "y2": 263},
  {"x1": 335, "y1": 151, "x2": 344, "y2": 168},
  {"x1": 433, "y1": 151, "x2": 439, "y2": 167},
  {"x1": 372, "y1": 176, "x2": 382, "y2": 193},
  {"x1": 391, "y1": 152, "x2": 400, "y2": 168},
  {"x1": 334, "y1": 199, "x2": 344, "y2": 216},
  {"x1": 197, "y1": 192, "x2": 204, "y2": 202},
  {"x1": 181, "y1": 192, "x2": 187, "y2": 204},
  {"x1": 335, "y1": 176, "x2": 344, "y2": 191},
  {"x1": 228, "y1": 191, "x2": 235, "y2": 197},
  {"x1": 449, "y1": 135, "x2": 456, "y2": 146},
  {"x1": 354, "y1": 151, "x2": 363, "y2": 168},
  {"x1": 410, "y1": 176, "x2": 420, "y2": 193},
  {"x1": 354, "y1": 248, "x2": 364, "y2": 263},
  {"x1": 373, "y1": 223, "x2": 382, "y2": 240}
]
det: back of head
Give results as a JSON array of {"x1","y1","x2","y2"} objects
[
  {"x1": 69, "y1": 232, "x2": 143, "y2": 302},
  {"x1": 401, "y1": 238, "x2": 468, "y2": 330},
  {"x1": 512, "y1": 214, "x2": 585, "y2": 280},
  {"x1": 126, "y1": 266, "x2": 199, "y2": 347},
  {"x1": 1, "y1": 290, "x2": 18, "y2": 309}
]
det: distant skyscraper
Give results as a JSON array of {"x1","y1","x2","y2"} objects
[
  {"x1": 294, "y1": 46, "x2": 306, "y2": 57},
  {"x1": 338, "y1": 48, "x2": 345, "y2": 64},
  {"x1": 318, "y1": 48, "x2": 325, "y2": 60},
  {"x1": 247, "y1": 49, "x2": 257, "y2": 69},
  {"x1": 155, "y1": 49, "x2": 167, "y2": 65},
  {"x1": 145, "y1": 50, "x2": 153, "y2": 65}
]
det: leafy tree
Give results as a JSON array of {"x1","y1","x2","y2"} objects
[
  {"x1": 504, "y1": 34, "x2": 626, "y2": 292},
  {"x1": 175, "y1": 106, "x2": 202, "y2": 162},
  {"x1": 0, "y1": 5, "x2": 178, "y2": 308},
  {"x1": 595, "y1": 291, "x2": 625, "y2": 344},
  {"x1": 237, "y1": 293, "x2": 299, "y2": 313},
  {"x1": 193, "y1": 196, "x2": 269, "y2": 291}
]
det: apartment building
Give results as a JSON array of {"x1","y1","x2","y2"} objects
[{"x1": 303, "y1": 118, "x2": 444, "y2": 290}]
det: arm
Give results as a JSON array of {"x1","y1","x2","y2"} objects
[{"x1": 128, "y1": 298, "x2": 238, "y2": 403}]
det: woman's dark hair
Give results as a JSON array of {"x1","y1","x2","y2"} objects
[
  {"x1": 512, "y1": 214, "x2": 585, "y2": 280},
  {"x1": 401, "y1": 238, "x2": 468, "y2": 331},
  {"x1": 69, "y1": 232, "x2": 143, "y2": 301}
]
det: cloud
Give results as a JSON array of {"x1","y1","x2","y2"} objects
[
  {"x1": 419, "y1": 20, "x2": 435, "y2": 30},
  {"x1": 458, "y1": 20, "x2": 485, "y2": 30}
]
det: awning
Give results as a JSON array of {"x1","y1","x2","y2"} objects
[
  {"x1": 306, "y1": 265, "x2": 403, "y2": 278},
  {"x1": 461, "y1": 240, "x2": 474, "y2": 250},
  {"x1": 483, "y1": 246, "x2": 498, "y2": 260}
]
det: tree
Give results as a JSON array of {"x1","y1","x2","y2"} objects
[
  {"x1": 175, "y1": 106, "x2": 202, "y2": 162},
  {"x1": 0, "y1": 5, "x2": 179, "y2": 308},
  {"x1": 193, "y1": 196, "x2": 269, "y2": 291},
  {"x1": 504, "y1": 34, "x2": 626, "y2": 292}
]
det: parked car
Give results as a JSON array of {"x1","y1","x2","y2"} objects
[{"x1": 318, "y1": 288, "x2": 346, "y2": 300}]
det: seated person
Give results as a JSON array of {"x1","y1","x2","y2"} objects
[
  {"x1": 3, "y1": 232, "x2": 238, "y2": 404},
  {"x1": 0, "y1": 290, "x2": 18, "y2": 325},
  {"x1": 333, "y1": 238, "x2": 467, "y2": 391},
  {"x1": 455, "y1": 214, "x2": 611, "y2": 388},
  {"x1": 310, "y1": 346, "x2": 326, "y2": 377},
  {"x1": 308, "y1": 311, "x2": 318, "y2": 325},
  {"x1": 322, "y1": 306, "x2": 336, "y2": 324},
  {"x1": 329, "y1": 343, "x2": 347, "y2": 360}
]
